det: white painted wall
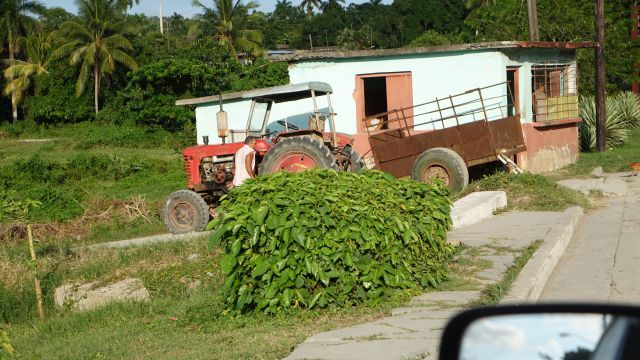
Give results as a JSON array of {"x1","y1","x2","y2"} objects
[
  {"x1": 193, "y1": 49, "x2": 577, "y2": 144},
  {"x1": 288, "y1": 51, "x2": 509, "y2": 134}
]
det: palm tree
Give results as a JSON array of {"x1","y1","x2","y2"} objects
[
  {"x1": 300, "y1": 0, "x2": 323, "y2": 18},
  {"x1": 192, "y1": 0, "x2": 263, "y2": 59},
  {"x1": 1, "y1": 0, "x2": 45, "y2": 123},
  {"x1": 368, "y1": 0, "x2": 382, "y2": 5},
  {"x1": 321, "y1": 0, "x2": 344, "y2": 13},
  {"x1": 3, "y1": 33, "x2": 51, "y2": 118},
  {"x1": 115, "y1": 0, "x2": 139, "y2": 14},
  {"x1": 51, "y1": 0, "x2": 138, "y2": 113}
]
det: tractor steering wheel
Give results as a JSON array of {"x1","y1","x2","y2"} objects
[{"x1": 277, "y1": 120, "x2": 299, "y2": 131}]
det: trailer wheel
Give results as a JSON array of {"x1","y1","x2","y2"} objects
[
  {"x1": 411, "y1": 148, "x2": 469, "y2": 192},
  {"x1": 259, "y1": 136, "x2": 338, "y2": 175},
  {"x1": 336, "y1": 145, "x2": 365, "y2": 172},
  {"x1": 346, "y1": 147, "x2": 366, "y2": 172},
  {"x1": 163, "y1": 190, "x2": 210, "y2": 234}
]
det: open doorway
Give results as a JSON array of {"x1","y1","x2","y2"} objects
[
  {"x1": 506, "y1": 67, "x2": 519, "y2": 117},
  {"x1": 356, "y1": 72, "x2": 413, "y2": 133},
  {"x1": 363, "y1": 77, "x2": 388, "y2": 128}
]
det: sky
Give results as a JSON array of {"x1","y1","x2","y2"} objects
[
  {"x1": 42, "y1": 0, "x2": 392, "y2": 18},
  {"x1": 460, "y1": 314, "x2": 607, "y2": 360}
]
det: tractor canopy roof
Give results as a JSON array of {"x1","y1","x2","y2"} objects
[
  {"x1": 175, "y1": 82, "x2": 333, "y2": 106},
  {"x1": 242, "y1": 82, "x2": 333, "y2": 103}
]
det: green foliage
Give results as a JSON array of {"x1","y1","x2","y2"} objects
[
  {"x1": 99, "y1": 39, "x2": 235, "y2": 130},
  {"x1": 0, "y1": 149, "x2": 166, "y2": 222},
  {"x1": 465, "y1": 0, "x2": 640, "y2": 94},
  {"x1": 408, "y1": 30, "x2": 464, "y2": 48},
  {"x1": 393, "y1": 0, "x2": 468, "y2": 40},
  {"x1": 0, "y1": 324, "x2": 14, "y2": 358},
  {"x1": 578, "y1": 92, "x2": 640, "y2": 151},
  {"x1": 461, "y1": 172, "x2": 588, "y2": 211},
  {"x1": 26, "y1": 65, "x2": 95, "y2": 124},
  {"x1": 263, "y1": 0, "x2": 305, "y2": 49},
  {"x1": 209, "y1": 170, "x2": 453, "y2": 314},
  {"x1": 0, "y1": 191, "x2": 41, "y2": 222},
  {"x1": 231, "y1": 59, "x2": 289, "y2": 91}
]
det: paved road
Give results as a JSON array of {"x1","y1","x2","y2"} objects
[{"x1": 540, "y1": 174, "x2": 640, "y2": 303}]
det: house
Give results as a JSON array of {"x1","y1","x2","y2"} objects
[{"x1": 178, "y1": 41, "x2": 595, "y2": 173}]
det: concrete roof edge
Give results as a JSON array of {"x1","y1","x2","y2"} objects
[{"x1": 275, "y1": 41, "x2": 597, "y2": 62}]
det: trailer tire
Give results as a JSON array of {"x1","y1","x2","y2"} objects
[
  {"x1": 259, "y1": 136, "x2": 338, "y2": 175},
  {"x1": 411, "y1": 147, "x2": 469, "y2": 192},
  {"x1": 338, "y1": 145, "x2": 365, "y2": 172},
  {"x1": 163, "y1": 190, "x2": 210, "y2": 234},
  {"x1": 347, "y1": 147, "x2": 366, "y2": 172}
]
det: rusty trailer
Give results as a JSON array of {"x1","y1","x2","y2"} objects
[{"x1": 363, "y1": 82, "x2": 526, "y2": 191}]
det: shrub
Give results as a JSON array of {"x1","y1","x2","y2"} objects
[
  {"x1": 209, "y1": 170, "x2": 453, "y2": 314},
  {"x1": 578, "y1": 93, "x2": 639, "y2": 151},
  {"x1": 26, "y1": 65, "x2": 95, "y2": 124}
]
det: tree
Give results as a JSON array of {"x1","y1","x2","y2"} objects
[
  {"x1": 115, "y1": 0, "x2": 139, "y2": 13},
  {"x1": 51, "y1": 0, "x2": 138, "y2": 113},
  {"x1": 192, "y1": 0, "x2": 264, "y2": 59},
  {"x1": 465, "y1": 0, "x2": 640, "y2": 93},
  {"x1": 300, "y1": 0, "x2": 323, "y2": 18},
  {"x1": 264, "y1": 0, "x2": 305, "y2": 48},
  {"x1": 1, "y1": 0, "x2": 45, "y2": 123},
  {"x1": 322, "y1": 0, "x2": 344, "y2": 14},
  {"x1": 3, "y1": 33, "x2": 51, "y2": 117}
]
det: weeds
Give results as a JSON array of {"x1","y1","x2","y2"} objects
[
  {"x1": 459, "y1": 172, "x2": 589, "y2": 211},
  {"x1": 469, "y1": 240, "x2": 543, "y2": 306}
]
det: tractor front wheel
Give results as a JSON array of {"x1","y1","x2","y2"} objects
[
  {"x1": 411, "y1": 147, "x2": 469, "y2": 192},
  {"x1": 259, "y1": 136, "x2": 338, "y2": 175},
  {"x1": 162, "y1": 190, "x2": 210, "y2": 234}
]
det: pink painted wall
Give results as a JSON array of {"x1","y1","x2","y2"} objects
[{"x1": 516, "y1": 118, "x2": 581, "y2": 173}]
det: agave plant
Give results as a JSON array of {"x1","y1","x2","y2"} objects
[
  {"x1": 578, "y1": 95, "x2": 635, "y2": 151},
  {"x1": 614, "y1": 91, "x2": 640, "y2": 128}
]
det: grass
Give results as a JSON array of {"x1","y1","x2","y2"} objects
[
  {"x1": 432, "y1": 245, "x2": 490, "y2": 292},
  {"x1": 458, "y1": 172, "x2": 589, "y2": 212},
  {"x1": 468, "y1": 240, "x2": 543, "y2": 306},
  {"x1": 1, "y1": 238, "x2": 423, "y2": 360},
  {"x1": 0, "y1": 120, "x2": 620, "y2": 358},
  {"x1": 0, "y1": 124, "x2": 187, "y2": 245},
  {"x1": 554, "y1": 126, "x2": 640, "y2": 178}
]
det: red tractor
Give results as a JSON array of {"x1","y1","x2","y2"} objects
[{"x1": 163, "y1": 82, "x2": 363, "y2": 234}]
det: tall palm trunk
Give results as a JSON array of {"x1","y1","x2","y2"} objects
[
  {"x1": 8, "y1": 32, "x2": 18, "y2": 124},
  {"x1": 93, "y1": 63, "x2": 100, "y2": 113}
]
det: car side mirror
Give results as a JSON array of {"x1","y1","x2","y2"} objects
[{"x1": 439, "y1": 304, "x2": 640, "y2": 360}]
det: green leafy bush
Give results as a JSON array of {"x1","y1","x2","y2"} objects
[
  {"x1": 26, "y1": 65, "x2": 95, "y2": 124},
  {"x1": 209, "y1": 170, "x2": 453, "y2": 314}
]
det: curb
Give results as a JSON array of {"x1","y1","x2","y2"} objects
[
  {"x1": 80, "y1": 231, "x2": 213, "y2": 251},
  {"x1": 451, "y1": 191, "x2": 507, "y2": 229},
  {"x1": 500, "y1": 206, "x2": 584, "y2": 304}
]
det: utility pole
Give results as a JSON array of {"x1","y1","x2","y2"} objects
[
  {"x1": 527, "y1": 0, "x2": 540, "y2": 41},
  {"x1": 159, "y1": 0, "x2": 164, "y2": 35},
  {"x1": 595, "y1": 0, "x2": 606, "y2": 152}
]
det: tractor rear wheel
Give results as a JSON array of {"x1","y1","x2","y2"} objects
[
  {"x1": 411, "y1": 147, "x2": 469, "y2": 192},
  {"x1": 259, "y1": 136, "x2": 338, "y2": 175},
  {"x1": 162, "y1": 190, "x2": 210, "y2": 234}
]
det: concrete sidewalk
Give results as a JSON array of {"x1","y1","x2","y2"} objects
[
  {"x1": 285, "y1": 206, "x2": 583, "y2": 360},
  {"x1": 541, "y1": 172, "x2": 640, "y2": 303}
]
